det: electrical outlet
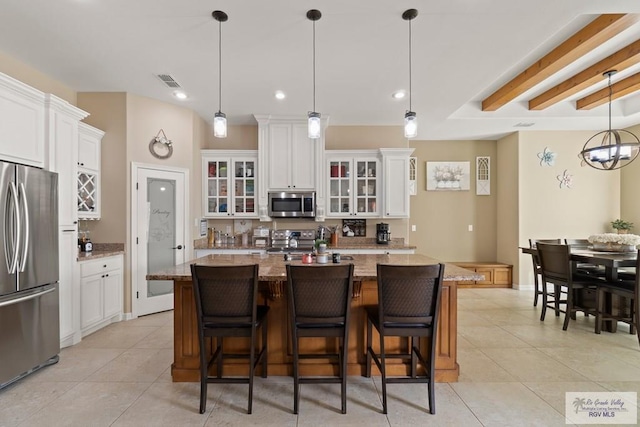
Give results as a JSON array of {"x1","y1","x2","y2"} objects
[
  {"x1": 468, "y1": 224, "x2": 473, "y2": 232},
  {"x1": 411, "y1": 225, "x2": 416, "y2": 231}
]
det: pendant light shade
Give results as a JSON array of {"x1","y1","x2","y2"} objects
[
  {"x1": 308, "y1": 111, "x2": 321, "y2": 139},
  {"x1": 213, "y1": 112, "x2": 227, "y2": 138},
  {"x1": 212, "y1": 10, "x2": 228, "y2": 139},
  {"x1": 404, "y1": 111, "x2": 417, "y2": 138},
  {"x1": 579, "y1": 70, "x2": 640, "y2": 170},
  {"x1": 307, "y1": 9, "x2": 322, "y2": 139},
  {"x1": 403, "y1": 9, "x2": 418, "y2": 139}
]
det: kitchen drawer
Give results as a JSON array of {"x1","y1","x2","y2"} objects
[{"x1": 80, "y1": 256, "x2": 123, "y2": 278}]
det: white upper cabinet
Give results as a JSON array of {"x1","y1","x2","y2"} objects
[
  {"x1": 381, "y1": 148, "x2": 414, "y2": 218},
  {"x1": 77, "y1": 123, "x2": 104, "y2": 220},
  {"x1": 266, "y1": 123, "x2": 316, "y2": 190},
  {"x1": 202, "y1": 150, "x2": 258, "y2": 218},
  {"x1": 0, "y1": 72, "x2": 46, "y2": 167},
  {"x1": 325, "y1": 150, "x2": 381, "y2": 218},
  {"x1": 45, "y1": 94, "x2": 89, "y2": 227},
  {"x1": 255, "y1": 115, "x2": 327, "y2": 221}
]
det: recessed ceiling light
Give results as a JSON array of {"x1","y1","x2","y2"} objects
[
  {"x1": 275, "y1": 90, "x2": 286, "y2": 100},
  {"x1": 173, "y1": 91, "x2": 188, "y2": 100},
  {"x1": 392, "y1": 90, "x2": 406, "y2": 100}
]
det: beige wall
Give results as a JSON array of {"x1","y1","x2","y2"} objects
[
  {"x1": 409, "y1": 139, "x2": 498, "y2": 261},
  {"x1": 516, "y1": 131, "x2": 620, "y2": 286},
  {"x1": 77, "y1": 93, "x2": 128, "y2": 244},
  {"x1": 496, "y1": 133, "x2": 520, "y2": 281},
  {"x1": 620, "y1": 123, "x2": 640, "y2": 228},
  {"x1": 0, "y1": 50, "x2": 76, "y2": 105}
]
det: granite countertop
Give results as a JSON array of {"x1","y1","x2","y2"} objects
[
  {"x1": 77, "y1": 243, "x2": 125, "y2": 262},
  {"x1": 147, "y1": 253, "x2": 482, "y2": 282}
]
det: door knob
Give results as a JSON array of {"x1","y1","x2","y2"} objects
[{"x1": 172, "y1": 245, "x2": 183, "y2": 250}]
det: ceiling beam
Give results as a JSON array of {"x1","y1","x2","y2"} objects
[
  {"x1": 529, "y1": 39, "x2": 640, "y2": 110},
  {"x1": 481, "y1": 14, "x2": 639, "y2": 112},
  {"x1": 576, "y1": 72, "x2": 640, "y2": 110}
]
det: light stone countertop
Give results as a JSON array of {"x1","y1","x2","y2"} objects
[
  {"x1": 77, "y1": 243, "x2": 125, "y2": 262},
  {"x1": 147, "y1": 253, "x2": 482, "y2": 282}
]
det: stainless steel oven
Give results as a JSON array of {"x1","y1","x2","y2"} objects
[{"x1": 268, "y1": 191, "x2": 315, "y2": 218}]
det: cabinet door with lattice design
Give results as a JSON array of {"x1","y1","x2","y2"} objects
[{"x1": 78, "y1": 170, "x2": 99, "y2": 218}]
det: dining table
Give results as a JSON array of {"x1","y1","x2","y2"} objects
[
  {"x1": 520, "y1": 246, "x2": 637, "y2": 281},
  {"x1": 521, "y1": 245, "x2": 637, "y2": 333}
]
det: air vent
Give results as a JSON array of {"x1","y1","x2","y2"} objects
[
  {"x1": 514, "y1": 122, "x2": 535, "y2": 127},
  {"x1": 156, "y1": 74, "x2": 182, "y2": 88}
]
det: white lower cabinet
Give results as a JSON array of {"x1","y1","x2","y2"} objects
[
  {"x1": 79, "y1": 255, "x2": 123, "y2": 336},
  {"x1": 59, "y1": 227, "x2": 81, "y2": 348}
]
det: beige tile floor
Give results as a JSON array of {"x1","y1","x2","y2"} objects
[{"x1": 1, "y1": 288, "x2": 639, "y2": 426}]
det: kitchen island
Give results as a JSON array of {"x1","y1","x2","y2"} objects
[{"x1": 148, "y1": 253, "x2": 481, "y2": 383}]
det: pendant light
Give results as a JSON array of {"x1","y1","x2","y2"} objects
[
  {"x1": 579, "y1": 70, "x2": 640, "y2": 170},
  {"x1": 403, "y1": 9, "x2": 418, "y2": 139},
  {"x1": 307, "y1": 9, "x2": 322, "y2": 139},
  {"x1": 212, "y1": 10, "x2": 228, "y2": 138}
]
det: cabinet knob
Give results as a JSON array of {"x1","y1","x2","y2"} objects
[
  {"x1": 172, "y1": 245, "x2": 183, "y2": 250},
  {"x1": 105, "y1": 274, "x2": 109, "y2": 277},
  {"x1": 103, "y1": 265, "x2": 107, "y2": 268}
]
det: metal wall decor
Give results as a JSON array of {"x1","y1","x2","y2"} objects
[
  {"x1": 149, "y1": 129, "x2": 173, "y2": 159},
  {"x1": 537, "y1": 147, "x2": 556, "y2": 166},
  {"x1": 557, "y1": 170, "x2": 573, "y2": 189}
]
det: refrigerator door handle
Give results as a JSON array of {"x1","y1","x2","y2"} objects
[
  {"x1": 0, "y1": 286, "x2": 56, "y2": 308},
  {"x1": 4, "y1": 182, "x2": 20, "y2": 276},
  {"x1": 17, "y1": 182, "x2": 29, "y2": 273}
]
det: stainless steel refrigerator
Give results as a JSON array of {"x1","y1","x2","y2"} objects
[{"x1": 0, "y1": 160, "x2": 60, "y2": 389}]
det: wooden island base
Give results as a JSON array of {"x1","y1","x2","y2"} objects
[{"x1": 171, "y1": 278, "x2": 459, "y2": 382}]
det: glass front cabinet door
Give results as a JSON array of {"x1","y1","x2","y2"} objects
[
  {"x1": 326, "y1": 152, "x2": 380, "y2": 218},
  {"x1": 202, "y1": 150, "x2": 258, "y2": 218}
]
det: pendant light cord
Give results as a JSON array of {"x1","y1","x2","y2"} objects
[
  {"x1": 313, "y1": 19, "x2": 316, "y2": 112},
  {"x1": 608, "y1": 73, "x2": 612, "y2": 132},
  {"x1": 218, "y1": 19, "x2": 222, "y2": 113},
  {"x1": 408, "y1": 18, "x2": 412, "y2": 112}
]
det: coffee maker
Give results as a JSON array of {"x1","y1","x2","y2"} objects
[{"x1": 376, "y1": 223, "x2": 390, "y2": 244}]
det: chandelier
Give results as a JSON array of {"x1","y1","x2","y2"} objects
[{"x1": 579, "y1": 70, "x2": 640, "y2": 170}]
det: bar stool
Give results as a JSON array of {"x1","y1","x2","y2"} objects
[
  {"x1": 286, "y1": 263, "x2": 354, "y2": 414},
  {"x1": 190, "y1": 264, "x2": 269, "y2": 414},
  {"x1": 365, "y1": 263, "x2": 445, "y2": 415}
]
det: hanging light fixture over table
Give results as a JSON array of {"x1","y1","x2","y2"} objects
[
  {"x1": 579, "y1": 70, "x2": 640, "y2": 170},
  {"x1": 212, "y1": 10, "x2": 228, "y2": 138},
  {"x1": 307, "y1": 9, "x2": 322, "y2": 139},
  {"x1": 403, "y1": 9, "x2": 418, "y2": 139}
]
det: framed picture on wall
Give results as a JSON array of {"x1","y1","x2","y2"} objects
[{"x1": 426, "y1": 161, "x2": 470, "y2": 191}]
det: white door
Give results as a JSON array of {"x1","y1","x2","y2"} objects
[{"x1": 134, "y1": 166, "x2": 187, "y2": 316}]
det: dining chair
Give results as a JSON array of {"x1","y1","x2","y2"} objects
[
  {"x1": 596, "y1": 250, "x2": 639, "y2": 344},
  {"x1": 190, "y1": 263, "x2": 269, "y2": 414},
  {"x1": 286, "y1": 263, "x2": 354, "y2": 414},
  {"x1": 365, "y1": 263, "x2": 444, "y2": 415},
  {"x1": 536, "y1": 243, "x2": 601, "y2": 330},
  {"x1": 529, "y1": 239, "x2": 562, "y2": 308}
]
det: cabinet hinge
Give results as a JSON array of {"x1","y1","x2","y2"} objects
[
  {"x1": 136, "y1": 237, "x2": 138, "y2": 244},
  {"x1": 136, "y1": 291, "x2": 139, "y2": 299},
  {"x1": 136, "y1": 182, "x2": 139, "y2": 190}
]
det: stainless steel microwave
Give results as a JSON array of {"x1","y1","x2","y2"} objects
[{"x1": 268, "y1": 191, "x2": 316, "y2": 218}]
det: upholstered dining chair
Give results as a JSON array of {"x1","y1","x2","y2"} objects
[
  {"x1": 596, "y1": 250, "x2": 639, "y2": 343},
  {"x1": 536, "y1": 243, "x2": 601, "y2": 330},
  {"x1": 365, "y1": 263, "x2": 445, "y2": 415},
  {"x1": 190, "y1": 263, "x2": 269, "y2": 414},
  {"x1": 529, "y1": 239, "x2": 562, "y2": 308},
  {"x1": 286, "y1": 263, "x2": 354, "y2": 415}
]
